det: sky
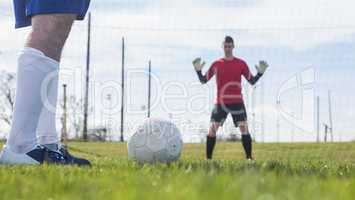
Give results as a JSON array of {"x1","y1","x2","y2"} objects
[{"x1": 0, "y1": 0, "x2": 354, "y2": 142}]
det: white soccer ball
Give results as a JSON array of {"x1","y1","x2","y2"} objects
[{"x1": 128, "y1": 118, "x2": 183, "y2": 164}]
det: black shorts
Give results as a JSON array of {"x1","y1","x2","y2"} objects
[{"x1": 210, "y1": 103, "x2": 247, "y2": 127}]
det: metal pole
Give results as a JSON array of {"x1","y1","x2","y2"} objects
[
  {"x1": 147, "y1": 60, "x2": 152, "y2": 118},
  {"x1": 328, "y1": 90, "x2": 334, "y2": 142},
  {"x1": 290, "y1": 111, "x2": 295, "y2": 143},
  {"x1": 62, "y1": 84, "x2": 68, "y2": 147},
  {"x1": 83, "y1": 12, "x2": 91, "y2": 141},
  {"x1": 324, "y1": 124, "x2": 328, "y2": 142},
  {"x1": 276, "y1": 100, "x2": 280, "y2": 143},
  {"x1": 120, "y1": 37, "x2": 125, "y2": 142}
]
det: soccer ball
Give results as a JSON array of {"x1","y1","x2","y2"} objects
[{"x1": 128, "y1": 118, "x2": 183, "y2": 164}]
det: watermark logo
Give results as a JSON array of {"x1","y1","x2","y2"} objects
[{"x1": 276, "y1": 67, "x2": 316, "y2": 133}]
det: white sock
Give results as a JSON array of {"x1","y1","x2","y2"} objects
[
  {"x1": 6, "y1": 48, "x2": 59, "y2": 154},
  {"x1": 36, "y1": 69, "x2": 60, "y2": 146}
]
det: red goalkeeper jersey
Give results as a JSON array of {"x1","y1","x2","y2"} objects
[{"x1": 206, "y1": 57, "x2": 253, "y2": 104}]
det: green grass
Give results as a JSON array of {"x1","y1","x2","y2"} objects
[{"x1": 1, "y1": 142, "x2": 355, "y2": 200}]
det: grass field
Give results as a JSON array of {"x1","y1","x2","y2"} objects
[{"x1": 0, "y1": 142, "x2": 355, "y2": 200}]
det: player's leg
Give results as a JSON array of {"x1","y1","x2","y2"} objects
[
  {"x1": 31, "y1": 15, "x2": 90, "y2": 166},
  {"x1": 30, "y1": 14, "x2": 76, "y2": 151},
  {"x1": 238, "y1": 121, "x2": 253, "y2": 160},
  {"x1": 1, "y1": 15, "x2": 90, "y2": 165},
  {"x1": 7, "y1": 14, "x2": 75, "y2": 153},
  {"x1": 231, "y1": 103, "x2": 253, "y2": 160},
  {"x1": 27, "y1": 1, "x2": 90, "y2": 151},
  {"x1": 206, "y1": 122, "x2": 221, "y2": 160},
  {"x1": 207, "y1": 104, "x2": 227, "y2": 160},
  {"x1": 0, "y1": 14, "x2": 76, "y2": 165},
  {"x1": 1, "y1": 0, "x2": 90, "y2": 165}
]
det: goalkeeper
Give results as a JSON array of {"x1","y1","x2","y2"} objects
[{"x1": 193, "y1": 36, "x2": 268, "y2": 161}]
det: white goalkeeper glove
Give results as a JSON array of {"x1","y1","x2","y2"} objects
[
  {"x1": 192, "y1": 57, "x2": 206, "y2": 71},
  {"x1": 255, "y1": 60, "x2": 269, "y2": 74}
]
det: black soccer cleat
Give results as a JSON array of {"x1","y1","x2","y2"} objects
[
  {"x1": 26, "y1": 145, "x2": 91, "y2": 166},
  {"x1": 59, "y1": 147, "x2": 91, "y2": 166}
]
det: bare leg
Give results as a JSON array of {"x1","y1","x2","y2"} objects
[{"x1": 26, "y1": 14, "x2": 76, "y2": 61}]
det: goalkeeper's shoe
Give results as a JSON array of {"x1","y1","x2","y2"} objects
[{"x1": 0, "y1": 145, "x2": 90, "y2": 166}]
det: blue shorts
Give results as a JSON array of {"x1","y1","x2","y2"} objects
[{"x1": 13, "y1": 0, "x2": 91, "y2": 28}]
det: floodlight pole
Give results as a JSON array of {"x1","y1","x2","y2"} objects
[
  {"x1": 147, "y1": 60, "x2": 152, "y2": 118},
  {"x1": 120, "y1": 37, "x2": 125, "y2": 142},
  {"x1": 83, "y1": 12, "x2": 91, "y2": 141}
]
